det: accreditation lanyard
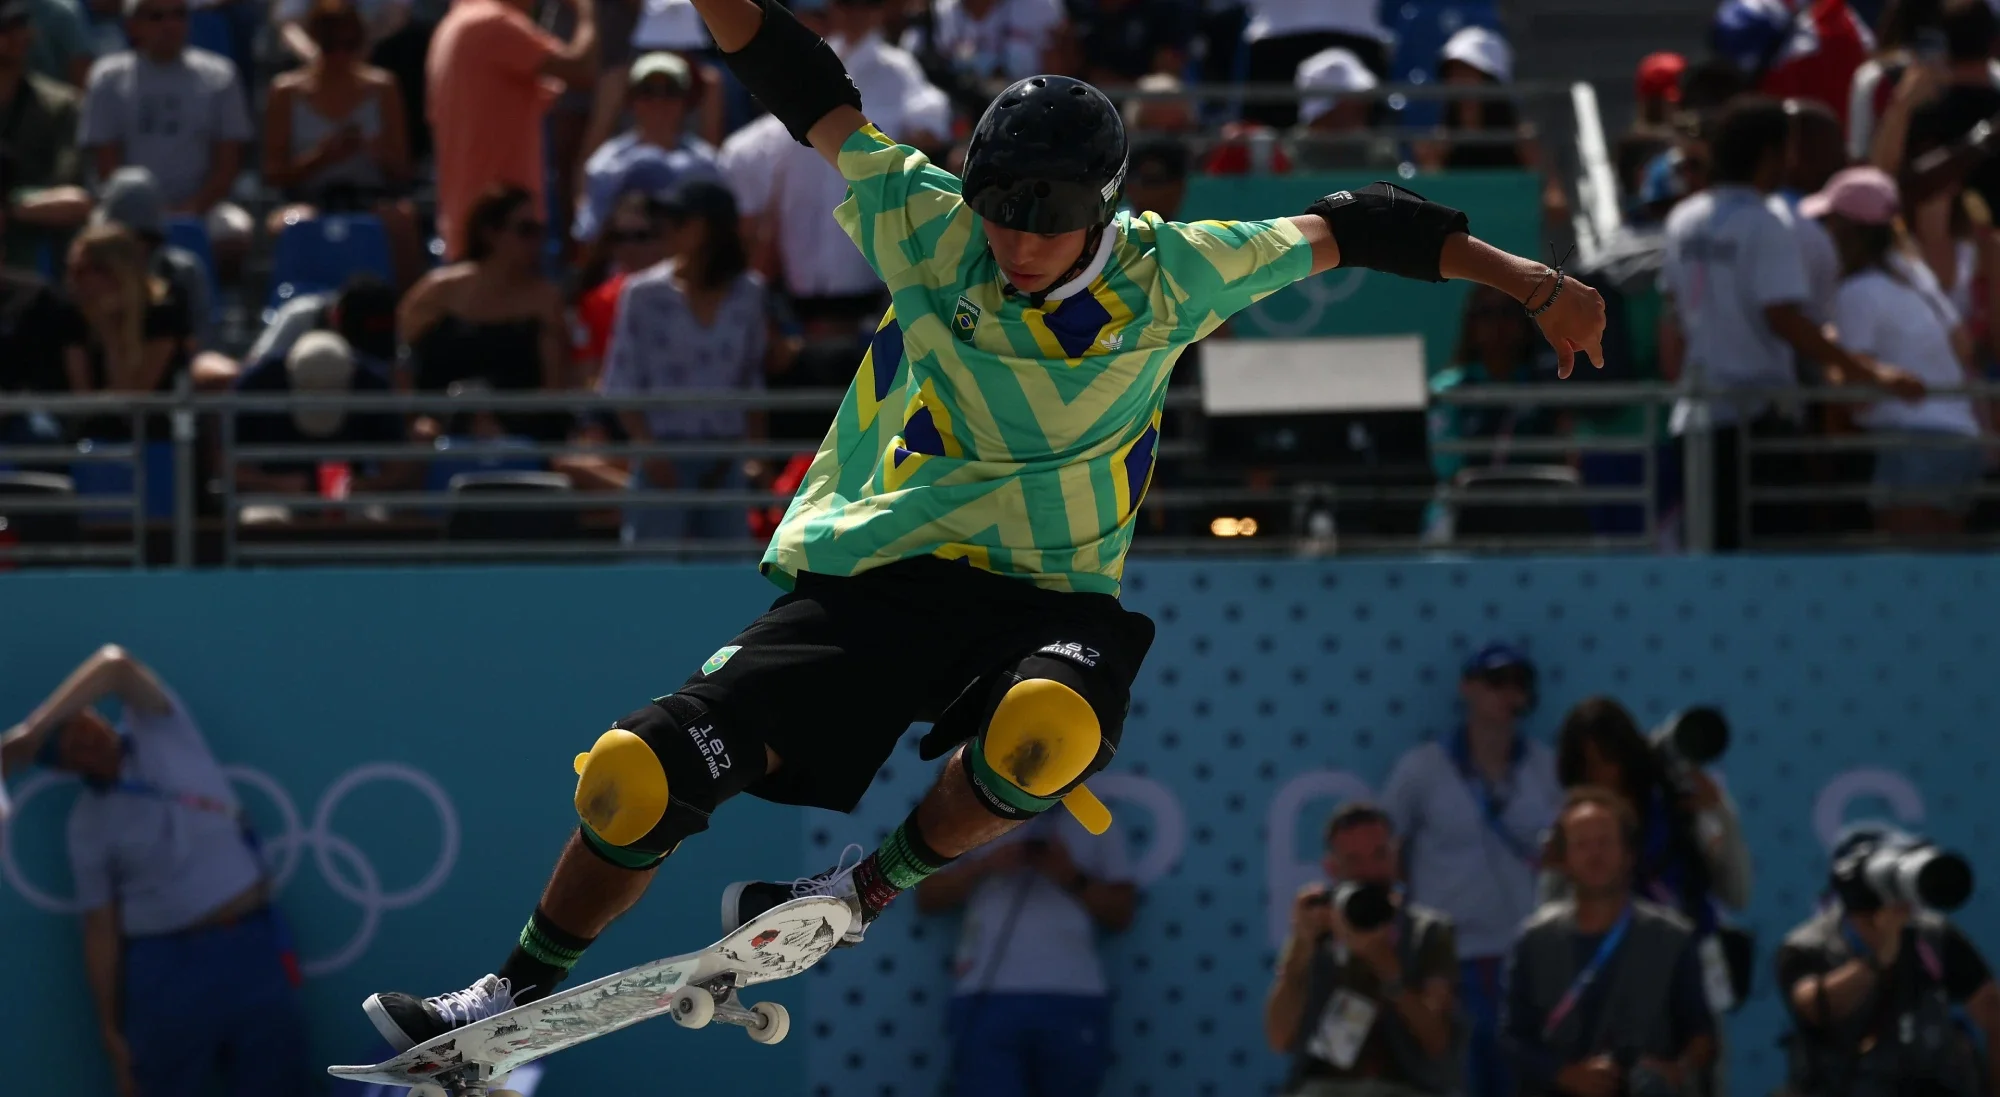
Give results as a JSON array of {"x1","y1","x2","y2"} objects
[
  {"x1": 1541, "y1": 907, "x2": 1634, "y2": 1040},
  {"x1": 1449, "y1": 733, "x2": 1534, "y2": 864}
]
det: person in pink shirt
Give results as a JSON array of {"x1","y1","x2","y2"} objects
[{"x1": 425, "y1": 0, "x2": 598, "y2": 259}]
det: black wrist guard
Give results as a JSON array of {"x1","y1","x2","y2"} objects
[
  {"x1": 1306, "y1": 181, "x2": 1470, "y2": 283},
  {"x1": 721, "y1": 0, "x2": 864, "y2": 147}
]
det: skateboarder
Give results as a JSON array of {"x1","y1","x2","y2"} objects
[{"x1": 362, "y1": 0, "x2": 1608, "y2": 1051}]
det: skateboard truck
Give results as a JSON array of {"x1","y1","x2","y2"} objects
[{"x1": 667, "y1": 971, "x2": 792, "y2": 1044}]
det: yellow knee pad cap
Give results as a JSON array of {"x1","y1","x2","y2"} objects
[
  {"x1": 978, "y1": 678, "x2": 1114, "y2": 834},
  {"x1": 572, "y1": 729, "x2": 671, "y2": 847}
]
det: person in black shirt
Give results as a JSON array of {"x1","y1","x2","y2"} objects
[
  {"x1": 234, "y1": 328, "x2": 408, "y2": 496},
  {"x1": 60, "y1": 221, "x2": 191, "y2": 442},
  {"x1": 1064, "y1": 0, "x2": 1193, "y2": 86},
  {"x1": 1776, "y1": 825, "x2": 2000, "y2": 1097}
]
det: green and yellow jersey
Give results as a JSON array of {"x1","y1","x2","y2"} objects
[{"x1": 761, "y1": 124, "x2": 1316, "y2": 596}]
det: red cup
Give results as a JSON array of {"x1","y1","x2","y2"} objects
[{"x1": 317, "y1": 461, "x2": 352, "y2": 500}]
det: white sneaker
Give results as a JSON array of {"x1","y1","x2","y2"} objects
[
  {"x1": 720, "y1": 843, "x2": 870, "y2": 947},
  {"x1": 363, "y1": 973, "x2": 516, "y2": 1052}
]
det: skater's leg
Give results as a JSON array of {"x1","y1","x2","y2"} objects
[
  {"x1": 499, "y1": 697, "x2": 775, "y2": 1001},
  {"x1": 849, "y1": 653, "x2": 1120, "y2": 918}
]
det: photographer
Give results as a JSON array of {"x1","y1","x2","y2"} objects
[
  {"x1": 1265, "y1": 803, "x2": 1460, "y2": 1097},
  {"x1": 1505, "y1": 789, "x2": 1717, "y2": 1097},
  {"x1": 1551, "y1": 698, "x2": 1753, "y2": 1015},
  {"x1": 1776, "y1": 824, "x2": 2000, "y2": 1097},
  {"x1": 915, "y1": 810, "x2": 1137, "y2": 1097}
]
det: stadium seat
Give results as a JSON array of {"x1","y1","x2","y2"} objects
[
  {"x1": 267, "y1": 215, "x2": 394, "y2": 319},
  {"x1": 69, "y1": 441, "x2": 177, "y2": 522},
  {"x1": 164, "y1": 215, "x2": 222, "y2": 315},
  {"x1": 1388, "y1": 0, "x2": 1503, "y2": 129},
  {"x1": 444, "y1": 470, "x2": 582, "y2": 543},
  {"x1": 0, "y1": 471, "x2": 81, "y2": 557},
  {"x1": 423, "y1": 436, "x2": 546, "y2": 494},
  {"x1": 1449, "y1": 464, "x2": 1596, "y2": 539}
]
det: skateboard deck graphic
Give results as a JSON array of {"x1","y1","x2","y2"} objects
[{"x1": 328, "y1": 896, "x2": 850, "y2": 1093}]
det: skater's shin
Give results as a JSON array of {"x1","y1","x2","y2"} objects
[
  {"x1": 498, "y1": 832, "x2": 658, "y2": 1003},
  {"x1": 915, "y1": 749, "x2": 1027, "y2": 858}
]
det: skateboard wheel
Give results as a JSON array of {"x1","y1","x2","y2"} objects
[
  {"x1": 410, "y1": 1085, "x2": 449, "y2": 1097},
  {"x1": 669, "y1": 986, "x2": 714, "y2": 1029},
  {"x1": 746, "y1": 1001, "x2": 789, "y2": 1045}
]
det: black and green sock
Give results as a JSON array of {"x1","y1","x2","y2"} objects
[
  {"x1": 851, "y1": 808, "x2": 954, "y2": 918},
  {"x1": 497, "y1": 907, "x2": 595, "y2": 1004}
]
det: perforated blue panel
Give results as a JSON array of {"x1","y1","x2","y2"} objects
[{"x1": 806, "y1": 557, "x2": 2000, "y2": 1097}]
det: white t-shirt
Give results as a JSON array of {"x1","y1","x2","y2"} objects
[
  {"x1": 900, "y1": 0, "x2": 1064, "y2": 83},
  {"x1": 1244, "y1": 0, "x2": 1389, "y2": 43},
  {"x1": 66, "y1": 688, "x2": 265, "y2": 936},
  {"x1": 721, "y1": 115, "x2": 881, "y2": 299},
  {"x1": 632, "y1": 0, "x2": 709, "y2": 51},
  {"x1": 836, "y1": 32, "x2": 952, "y2": 145},
  {"x1": 949, "y1": 812, "x2": 1134, "y2": 997},
  {"x1": 1661, "y1": 184, "x2": 1810, "y2": 433},
  {"x1": 1792, "y1": 206, "x2": 1841, "y2": 325},
  {"x1": 1833, "y1": 267, "x2": 1980, "y2": 436}
]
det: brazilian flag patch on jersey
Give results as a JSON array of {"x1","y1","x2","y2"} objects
[
  {"x1": 701, "y1": 646, "x2": 741, "y2": 675},
  {"x1": 952, "y1": 295, "x2": 981, "y2": 340}
]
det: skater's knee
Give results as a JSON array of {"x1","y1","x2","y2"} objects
[
  {"x1": 963, "y1": 652, "x2": 1123, "y2": 820},
  {"x1": 571, "y1": 695, "x2": 763, "y2": 860}
]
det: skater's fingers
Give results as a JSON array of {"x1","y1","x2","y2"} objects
[{"x1": 1555, "y1": 338, "x2": 1576, "y2": 380}]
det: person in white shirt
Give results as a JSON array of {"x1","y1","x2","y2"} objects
[
  {"x1": 900, "y1": 0, "x2": 1064, "y2": 87},
  {"x1": 1379, "y1": 643, "x2": 1563, "y2": 1097},
  {"x1": 1239, "y1": 0, "x2": 1391, "y2": 129},
  {"x1": 1660, "y1": 95, "x2": 1924, "y2": 549},
  {"x1": 916, "y1": 810, "x2": 1138, "y2": 1097},
  {"x1": 0, "y1": 646, "x2": 310, "y2": 1097},
  {"x1": 719, "y1": 0, "x2": 946, "y2": 334},
  {"x1": 1808, "y1": 165, "x2": 1991, "y2": 537}
]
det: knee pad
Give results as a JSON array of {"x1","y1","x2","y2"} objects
[
  {"x1": 572, "y1": 694, "x2": 762, "y2": 863},
  {"x1": 962, "y1": 652, "x2": 1122, "y2": 832}
]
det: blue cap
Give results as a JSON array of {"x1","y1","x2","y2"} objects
[
  {"x1": 1462, "y1": 642, "x2": 1533, "y2": 677},
  {"x1": 610, "y1": 154, "x2": 683, "y2": 206},
  {"x1": 1711, "y1": 0, "x2": 1792, "y2": 75}
]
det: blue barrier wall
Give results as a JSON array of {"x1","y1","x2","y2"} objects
[{"x1": 2, "y1": 557, "x2": 1997, "y2": 1097}]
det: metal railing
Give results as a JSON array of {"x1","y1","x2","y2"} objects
[{"x1": 5, "y1": 380, "x2": 1999, "y2": 569}]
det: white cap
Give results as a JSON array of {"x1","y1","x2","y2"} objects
[
  {"x1": 634, "y1": 0, "x2": 711, "y2": 52},
  {"x1": 1296, "y1": 47, "x2": 1377, "y2": 126},
  {"x1": 286, "y1": 330, "x2": 356, "y2": 438},
  {"x1": 1441, "y1": 25, "x2": 1513, "y2": 83}
]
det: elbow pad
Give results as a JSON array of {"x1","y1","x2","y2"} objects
[
  {"x1": 1306, "y1": 182, "x2": 1470, "y2": 283},
  {"x1": 720, "y1": 0, "x2": 864, "y2": 147}
]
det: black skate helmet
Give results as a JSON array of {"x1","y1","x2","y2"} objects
[{"x1": 962, "y1": 75, "x2": 1128, "y2": 236}]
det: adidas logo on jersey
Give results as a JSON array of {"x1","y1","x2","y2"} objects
[{"x1": 1099, "y1": 330, "x2": 1125, "y2": 351}]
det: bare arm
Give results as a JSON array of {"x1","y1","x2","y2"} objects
[
  {"x1": 279, "y1": 20, "x2": 320, "y2": 64},
  {"x1": 82, "y1": 904, "x2": 123, "y2": 1040},
  {"x1": 687, "y1": 0, "x2": 869, "y2": 168},
  {"x1": 539, "y1": 0, "x2": 599, "y2": 90},
  {"x1": 1788, "y1": 959, "x2": 1884, "y2": 1027},
  {"x1": 1659, "y1": 297, "x2": 1685, "y2": 382},
  {"x1": 1078, "y1": 880, "x2": 1136, "y2": 931},
  {"x1": 1263, "y1": 935, "x2": 1315, "y2": 1053},
  {"x1": 371, "y1": 76, "x2": 412, "y2": 182},
  {"x1": 1765, "y1": 302, "x2": 1922, "y2": 396},
  {"x1": 9, "y1": 186, "x2": 95, "y2": 227},
  {"x1": 0, "y1": 645, "x2": 171, "y2": 776}
]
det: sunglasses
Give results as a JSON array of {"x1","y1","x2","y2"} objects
[
  {"x1": 608, "y1": 228, "x2": 660, "y2": 245},
  {"x1": 136, "y1": 5, "x2": 190, "y2": 20},
  {"x1": 1475, "y1": 666, "x2": 1534, "y2": 692}
]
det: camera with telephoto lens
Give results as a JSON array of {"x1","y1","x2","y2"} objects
[
  {"x1": 1831, "y1": 830, "x2": 1974, "y2": 913},
  {"x1": 1332, "y1": 882, "x2": 1396, "y2": 932},
  {"x1": 1650, "y1": 706, "x2": 1730, "y2": 779}
]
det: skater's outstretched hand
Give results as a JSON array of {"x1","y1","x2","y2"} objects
[{"x1": 1530, "y1": 271, "x2": 1608, "y2": 380}]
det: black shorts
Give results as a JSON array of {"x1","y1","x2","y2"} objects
[{"x1": 674, "y1": 557, "x2": 1156, "y2": 814}]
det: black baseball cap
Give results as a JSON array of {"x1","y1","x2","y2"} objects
[{"x1": 655, "y1": 178, "x2": 739, "y2": 223}]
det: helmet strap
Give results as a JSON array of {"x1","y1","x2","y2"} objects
[{"x1": 1001, "y1": 222, "x2": 1109, "y2": 309}]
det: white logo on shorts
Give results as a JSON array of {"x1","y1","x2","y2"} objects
[
  {"x1": 1039, "y1": 641, "x2": 1100, "y2": 667},
  {"x1": 686, "y1": 723, "x2": 733, "y2": 779}
]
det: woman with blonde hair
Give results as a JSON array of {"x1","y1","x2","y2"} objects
[{"x1": 63, "y1": 223, "x2": 192, "y2": 442}]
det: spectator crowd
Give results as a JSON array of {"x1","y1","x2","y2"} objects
[{"x1": 3, "y1": 0, "x2": 2000, "y2": 554}]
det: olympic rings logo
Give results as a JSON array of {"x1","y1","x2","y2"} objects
[{"x1": 1, "y1": 762, "x2": 458, "y2": 977}]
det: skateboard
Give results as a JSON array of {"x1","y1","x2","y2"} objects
[{"x1": 328, "y1": 896, "x2": 851, "y2": 1095}]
